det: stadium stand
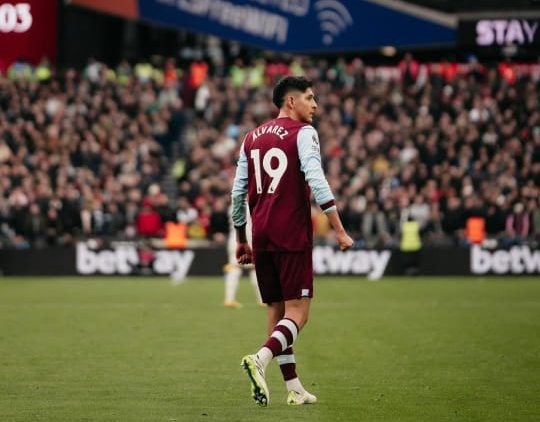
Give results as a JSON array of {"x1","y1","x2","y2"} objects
[{"x1": 0, "y1": 53, "x2": 539, "y2": 249}]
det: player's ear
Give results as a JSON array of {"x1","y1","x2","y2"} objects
[{"x1": 286, "y1": 93, "x2": 296, "y2": 109}]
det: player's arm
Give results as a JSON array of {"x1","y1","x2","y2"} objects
[
  {"x1": 325, "y1": 210, "x2": 352, "y2": 250},
  {"x1": 231, "y1": 141, "x2": 253, "y2": 264},
  {"x1": 297, "y1": 126, "x2": 353, "y2": 251}
]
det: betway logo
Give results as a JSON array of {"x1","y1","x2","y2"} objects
[
  {"x1": 313, "y1": 246, "x2": 391, "y2": 280},
  {"x1": 76, "y1": 242, "x2": 194, "y2": 277},
  {"x1": 471, "y1": 245, "x2": 540, "y2": 274}
]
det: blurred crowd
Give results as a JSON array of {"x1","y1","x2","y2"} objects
[{"x1": 0, "y1": 48, "x2": 539, "y2": 250}]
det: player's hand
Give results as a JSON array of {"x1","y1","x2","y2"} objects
[
  {"x1": 236, "y1": 242, "x2": 253, "y2": 265},
  {"x1": 337, "y1": 232, "x2": 354, "y2": 251}
]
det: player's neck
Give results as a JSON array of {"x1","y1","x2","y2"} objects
[{"x1": 277, "y1": 110, "x2": 299, "y2": 121}]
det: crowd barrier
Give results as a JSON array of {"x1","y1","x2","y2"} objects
[{"x1": 1, "y1": 242, "x2": 538, "y2": 278}]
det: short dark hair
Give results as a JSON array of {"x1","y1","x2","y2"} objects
[{"x1": 272, "y1": 76, "x2": 313, "y2": 109}]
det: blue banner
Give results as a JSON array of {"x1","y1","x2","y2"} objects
[{"x1": 138, "y1": 0, "x2": 456, "y2": 53}]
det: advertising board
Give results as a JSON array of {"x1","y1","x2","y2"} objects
[{"x1": 0, "y1": 0, "x2": 57, "y2": 70}]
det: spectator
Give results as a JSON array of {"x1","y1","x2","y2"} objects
[
  {"x1": 208, "y1": 197, "x2": 229, "y2": 244},
  {"x1": 135, "y1": 199, "x2": 163, "y2": 237},
  {"x1": 503, "y1": 202, "x2": 530, "y2": 246},
  {"x1": 398, "y1": 52, "x2": 420, "y2": 88},
  {"x1": 423, "y1": 203, "x2": 446, "y2": 246},
  {"x1": 485, "y1": 203, "x2": 506, "y2": 240},
  {"x1": 176, "y1": 197, "x2": 198, "y2": 226},
  {"x1": 361, "y1": 201, "x2": 390, "y2": 248},
  {"x1": 44, "y1": 206, "x2": 64, "y2": 245},
  {"x1": 21, "y1": 203, "x2": 47, "y2": 247},
  {"x1": 529, "y1": 199, "x2": 540, "y2": 244},
  {"x1": 441, "y1": 197, "x2": 466, "y2": 245},
  {"x1": 409, "y1": 194, "x2": 430, "y2": 231},
  {"x1": 102, "y1": 202, "x2": 126, "y2": 237}
]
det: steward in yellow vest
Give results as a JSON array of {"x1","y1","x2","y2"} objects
[
  {"x1": 400, "y1": 219, "x2": 422, "y2": 252},
  {"x1": 400, "y1": 218, "x2": 422, "y2": 275}
]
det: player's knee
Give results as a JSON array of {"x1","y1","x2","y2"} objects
[
  {"x1": 286, "y1": 312, "x2": 308, "y2": 330},
  {"x1": 300, "y1": 314, "x2": 309, "y2": 329}
]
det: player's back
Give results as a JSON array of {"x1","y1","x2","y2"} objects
[{"x1": 243, "y1": 117, "x2": 313, "y2": 252}]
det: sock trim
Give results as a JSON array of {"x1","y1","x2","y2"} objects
[
  {"x1": 279, "y1": 318, "x2": 299, "y2": 342},
  {"x1": 276, "y1": 354, "x2": 296, "y2": 365},
  {"x1": 271, "y1": 331, "x2": 288, "y2": 350}
]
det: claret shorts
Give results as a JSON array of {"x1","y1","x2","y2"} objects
[{"x1": 253, "y1": 249, "x2": 313, "y2": 304}]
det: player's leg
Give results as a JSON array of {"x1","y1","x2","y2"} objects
[
  {"x1": 224, "y1": 263, "x2": 242, "y2": 308},
  {"x1": 281, "y1": 298, "x2": 317, "y2": 405},
  {"x1": 265, "y1": 299, "x2": 307, "y2": 394},
  {"x1": 241, "y1": 251, "x2": 280, "y2": 406},
  {"x1": 243, "y1": 299, "x2": 299, "y2": 407},
  {"x1": 283, "y1": 297, "x2": 310, "y2": 328},
  {"x1": 253, "y1": 251, "x2": 314, "y2": 364},
  {"x1": 244, "y1": 251, "x2": 316, "y2": 405},
  {"x1": 249, "y1": 269, "x2": 264, "y2": 305},
  {"x1": 250, "y1": 253, "x2": 307, "y2": 370},
  {"x1": 254, "y1": 296, "x2": 316, "y2": 405},
  {"x1": 279, "y1": 250, "x2": 317, "y2": 404},
  {"x1": 260, "y1": 298, "x2": 308, "y2": 365},
  {"x1": 276, "y1": 346, "x2": 317, "y2": 405}
]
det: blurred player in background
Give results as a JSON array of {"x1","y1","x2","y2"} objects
[
  {"x1": 224, "y1": 208, "x2": 263, "y2": 308},
  {"x1": 231, "y1": 76, "x2": 353, "y2": 406}
]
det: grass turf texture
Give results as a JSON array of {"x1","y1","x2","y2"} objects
[{"x1": 1, "y1": 276, "x2": 539, "y2": 421}]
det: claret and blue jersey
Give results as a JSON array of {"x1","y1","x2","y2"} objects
[{"x1": 232, "y1": 116, "x2": 336, "y2": 252}]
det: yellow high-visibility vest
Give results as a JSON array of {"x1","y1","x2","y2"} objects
[{"x1": 400, "y1": 220, "x2": 421, "y2": 252}]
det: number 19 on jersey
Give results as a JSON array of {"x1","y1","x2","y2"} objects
[{"x1": 250, "y1": 148, "x2": 288, "y2": 194}]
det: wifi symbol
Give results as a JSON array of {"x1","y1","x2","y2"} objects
[{"x1": 315, "y1": 0, "x2": 353, "y2": 45}]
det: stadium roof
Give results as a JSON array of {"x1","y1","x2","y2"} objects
[{"x1": 69, "y1": 0, "x2": 458, "y2": 53}]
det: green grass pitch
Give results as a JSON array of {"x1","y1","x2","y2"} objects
[{"x1": 1, "y1": 276, "x2": 539, "y2": 421}]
